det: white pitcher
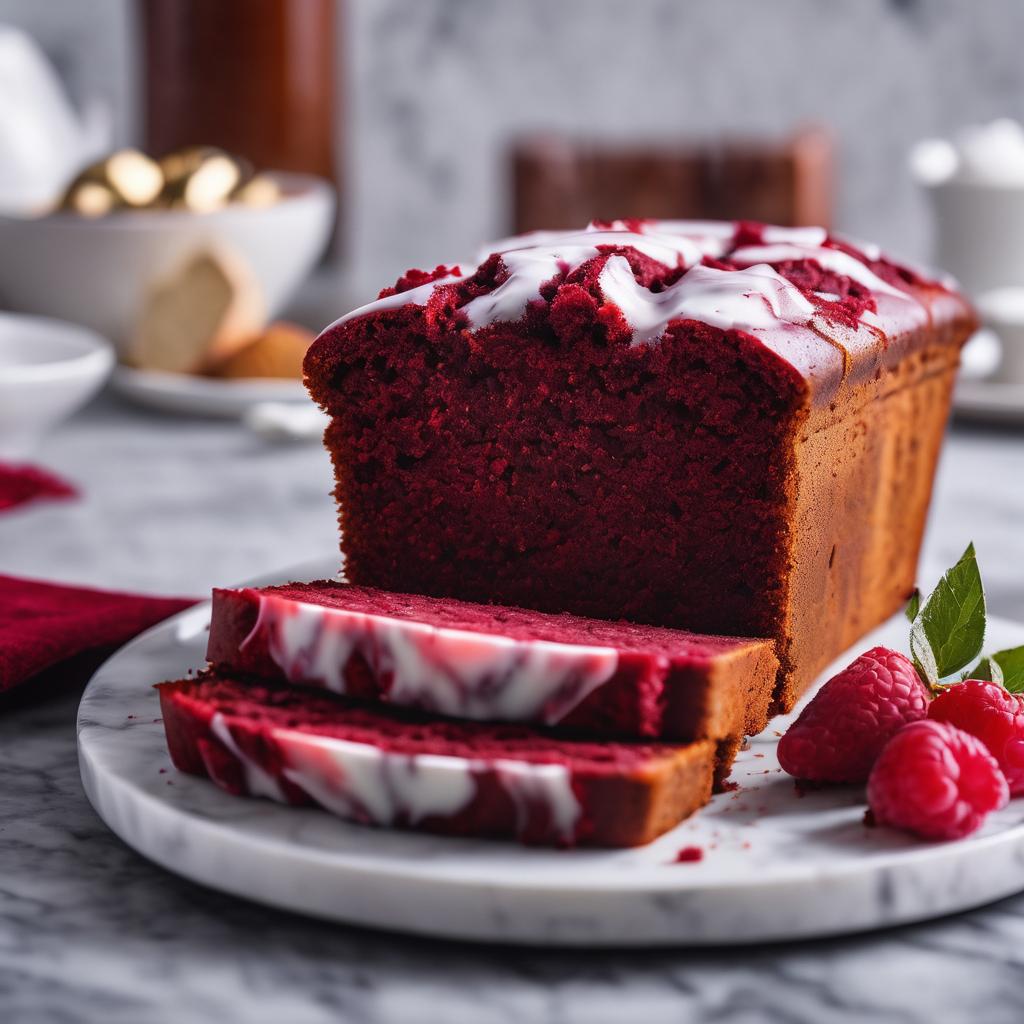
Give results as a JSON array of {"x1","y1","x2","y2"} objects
[{"x1": 0, "y1": 25, "x2": 109, "y2": 213}]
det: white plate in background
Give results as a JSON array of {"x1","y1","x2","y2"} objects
[
  {"x1": 954, "y1": 378, "x2": 1024, "y2": 426},
  {"x1": 111, "y1": 365, "x2": 308, "y2": 419}
]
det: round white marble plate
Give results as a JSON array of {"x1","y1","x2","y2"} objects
[{"x1": 78, "y1": 558, "x2": 1024, "y2": 947}]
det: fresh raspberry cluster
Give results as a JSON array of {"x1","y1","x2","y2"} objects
[{"x1": 779, "y1": 648, "x2": 1021, "y2": 840}]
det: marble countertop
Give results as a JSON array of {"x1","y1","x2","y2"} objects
[{"x1": 4, "y1": 395, "x2": 1024, "y2": 1023}]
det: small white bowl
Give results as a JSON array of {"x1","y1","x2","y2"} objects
[
  {"x1": 0, "y1": 172, "x2": 334, "y2": 356},
  {"x1": 0, "y1": 312, "x2": 114, "y2": 458}
]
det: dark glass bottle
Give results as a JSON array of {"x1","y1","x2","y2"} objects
[{"x1": 139, "y1": 0, "x2": 338, "y2": 187}]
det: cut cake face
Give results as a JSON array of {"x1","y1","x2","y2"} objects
[{"x1": 305, "y1": 220, "x2": 975, "y2": 707}]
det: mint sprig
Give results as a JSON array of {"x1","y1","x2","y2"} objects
[
  {"x1": 969, "y1": 645, "x2": 1024, "y2": 692},
  {"x1": 903, "y1": 544, "x2": 1024, "y2": 695},
  {"x1": 963, "y1": 654, "x2": 1005, "y2": 686},
  {"x1": 908, "y1": 543, "x2": 986, "y2": 688},
  {"x1": 994, "y1": 647, "x2": 1024, "y2": 692}
]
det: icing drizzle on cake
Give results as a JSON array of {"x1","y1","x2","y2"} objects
[
  {"x1": 243, "y1": 592, "x2": 622, "y2": 726},
  {"x1": 208, "y1": 711, "x2": 582, "y2": 842},
  {"x1": 328, "y1": 219, "x2": 935, "y2": 349},
  {"x1": 599, "y1": 257, "x2": 816, "y2": 344}
]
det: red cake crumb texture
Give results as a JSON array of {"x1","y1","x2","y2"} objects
[
  {"x1": 208, "y1": 580, "x2": 778, "y2": 741},
  {"x1": 304, "y1": 219, "x2": 975, "y2": 718},
  {"x1": 158, "y1": 674, "x2": 722, "y2": 848},
  {"x1": 866, "y1": 720, "x2": 1008, "y2": 841}
]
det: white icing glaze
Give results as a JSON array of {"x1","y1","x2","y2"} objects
[
  {"x1": 728, "y1": 244, "x2": 918, "y2": 304},
  {"x1": 209, "y1": 712, "x2": 285, "y2": 801},
  {"x1": 207, "y1": 718, "x2": 582, "y2": 841},
  {"x1": 494, "y1": 759, "x2": 581, "y2": 841},
  {"x1": 463, "y1": 244, "x2": 604, "y2": 329},
  {"x1": 329, "y1": 270, "x2": 466, "y2": 330},
  {"x1": 731, "y1": 242, "x2": 931, "y2": 334},
  {"x1": 277, "y1": 732, "x2": 476, "y2": 825},
  {"x1": 463, "y1": 224, "x2": 722, "y2": 330},
  {"x1": 599, "y1": 257, "x2": 814, "y2": 344},
  {"x1": 320, "y1": 219, "x2": 950, "y2": 389},
  {"x1": 245, "y1": 593, "x2": 621, "y2": 725}
]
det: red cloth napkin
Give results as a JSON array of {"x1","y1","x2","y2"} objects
[
  {"x1": 0, "y1": 574, "x2": 196, "y2": 695},
  {"x1": 0, "y1": 463, "x2": 77, "y2": 513}
]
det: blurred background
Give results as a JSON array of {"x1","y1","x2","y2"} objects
[{"x1": 2, "y1": 0, "x2": 1024, "y2": 297}]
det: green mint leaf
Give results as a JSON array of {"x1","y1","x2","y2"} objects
[
  {"x1": 910, "y1": 543, "x2": 986, "y2": 680},
  {"x1": 905, "y1": 589, "x2": 921, "y2": 623},
  {"x1": 992, "y1": 645, "x2": 1024, "y2": 693},
  {"x1": 987, "y1": 657, "x2": 1006, "y2": 686},
  {"x1": 964, "y1": 655, "x2": 1005, "y2": 686}
]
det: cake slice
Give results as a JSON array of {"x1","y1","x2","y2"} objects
[
  {"x1": 304, "y1": 220, "x2": 975, "y2": 711},
  {"x1": 207, "y1": 581, "x2": 778, "y2": 741},
  {"x1": 158, "y1": 674, "x2": 721, "y2": 847}
]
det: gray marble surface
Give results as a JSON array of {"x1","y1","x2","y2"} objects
[{"x1": 4, "y1": 395, "x2": 1024, "y2": 1022}]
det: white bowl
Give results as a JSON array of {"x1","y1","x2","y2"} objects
[
  {"x1": 918, "y1": 178, "x2": 1024, "y2": 297},
  {"x1": 0, "y1": 172, "x2": 334, "y2": 355},
  {"x1": 0, "y1": 311, "x2": 114, "y2": 458}
]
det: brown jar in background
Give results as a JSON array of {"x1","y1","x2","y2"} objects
[
  {"x1": 511, "y1": 129, "x2": 833, "y2": 234},
  {"x1": 139, "y1": 0, "x2": 338, "y2": 188}
]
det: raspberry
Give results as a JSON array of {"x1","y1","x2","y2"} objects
[
  {"x1": 867, "y1": 720, "x2": 1008, "y2": 840},
  {"x1": 777, "y1": 646, "x2": 929, "y2": 783},
  {"x1": 929, "y1": 679, "x2": 1024, "y2": 795}
]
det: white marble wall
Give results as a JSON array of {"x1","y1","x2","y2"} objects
[
  {"x1": 6, "y1": 0, "x2": 1024, "y2": 295},
  {"x1": 345, "y1": 0, "x2": 1024, "y2": 293}
]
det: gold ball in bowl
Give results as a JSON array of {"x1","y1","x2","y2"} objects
[
  {"x1": 231, "y1": 174, "x2": 282, "y2": 208},
  {"x1": 62, "y1": 181, "x2": 118, "y2": 218},
  {"x1": 58, "y1": 148, "x2": 164, "y2": 216},
  {"x1": 158, "y1": 146, "x2": 254, "y2": 213}
]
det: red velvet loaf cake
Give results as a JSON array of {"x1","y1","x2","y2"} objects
[
  {"x1": 207, "y1": 580, "x2": 778, "y2": 741},
  {"x1": 305, "y1": 220, "x2": 975, "y2": 709},
  {"x1": 158, "y1": 674, "x2": 719, "y2": 847}
]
